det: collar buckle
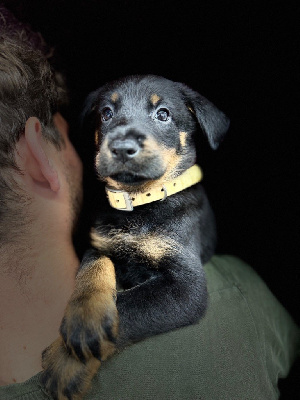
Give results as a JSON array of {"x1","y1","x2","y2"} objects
[{"x1": 105, "y1": 187, "x2": 134, "y2": 211}]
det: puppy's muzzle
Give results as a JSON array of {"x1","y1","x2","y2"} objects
[
  {"x1": 107, "y1": 128, "x2": 145, "y2": 163},
  {"x1": 109, "y1": 138, "x2": 140, "y2": 162}
]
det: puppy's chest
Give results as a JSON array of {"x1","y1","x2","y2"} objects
[{"x1": 91, "y1": 215, "x2": 179, "y2": 267}]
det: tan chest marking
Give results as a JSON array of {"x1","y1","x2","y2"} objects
[
  {"x1": 91, "y1": 228, "x2": 177, "y2": 264},
  {"x1": 138, "y1": 234, "x2": 178, "y2": 262}
]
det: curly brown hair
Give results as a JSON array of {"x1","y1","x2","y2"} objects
[{"x1": 0, "y1": 5, "x2": 68, "y2": 241}]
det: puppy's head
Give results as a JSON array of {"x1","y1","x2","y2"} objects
[{"x1": 82, "y1": 75, "x2": 229, "y2": 190}]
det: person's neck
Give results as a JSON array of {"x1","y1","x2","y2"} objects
[{"x1": 0, "y1": 237, "x2": 78, "y2": 386}]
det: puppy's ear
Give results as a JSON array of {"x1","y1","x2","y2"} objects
[
  {"x1": 80, "y1": 90, "x2": 100, "y2": 128},
  {"x1": 178, "y1": 83, "x2": 230, "y2": 149},
  {"x1": 79, "y1": 90, "x2": 102, "y2": 160}
]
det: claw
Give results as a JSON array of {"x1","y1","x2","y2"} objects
[
  {"x1": 85, "y1": 327, "x2": 101, "y2": 360},
  {"x1": 102, "y1": 315, "x2": 117, "y2": 344}
]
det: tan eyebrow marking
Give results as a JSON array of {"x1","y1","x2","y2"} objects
[
  {"x1": 179, "y1": 131, "x2": 187, "y2": 148},
  {"x1": 150, "y1": 94, "x2": 160, "y2": 106},
  {"x1": 111, "y1": 92, "x2": 119, "y2": 102}
]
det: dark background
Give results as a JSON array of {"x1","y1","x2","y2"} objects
[{"x1": 4, "y1": 0, "x2": 299, "y2": 395}]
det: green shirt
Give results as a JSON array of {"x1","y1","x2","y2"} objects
[{"x1": 1, "y1": 255, "x2": 299, "y2": 400}]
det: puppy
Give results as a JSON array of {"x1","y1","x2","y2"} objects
[{"x1": 42, "y1": 75, "x2": 229, "y2": 400}]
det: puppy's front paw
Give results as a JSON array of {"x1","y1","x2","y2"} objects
[
  {"x1": 42, "y1": 337, "x2": 100, "y2": 400},
  {"x1": 60, "y1": 289, "x2": 118, "y2": 363},
  {"x1": 42, "y1": 255, "x2": 118, "y2": 400}
]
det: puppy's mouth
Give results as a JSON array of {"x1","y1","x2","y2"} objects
[
  {"x1": 98, "y1": 162, "x2": 166, "y2": 185},
  {"x1": 109, "y1": 172, "x2": 154, "y2": 185}
]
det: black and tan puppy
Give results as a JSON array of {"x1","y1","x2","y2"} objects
[{"x1": 42, "y1": 75, "x2": 229, "y2": 400}]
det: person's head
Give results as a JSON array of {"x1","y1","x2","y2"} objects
[{"x1": 0, "y1": 6, "x2": 82, "y2": 253}]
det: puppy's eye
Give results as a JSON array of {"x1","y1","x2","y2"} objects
[
  {"x1": 101, "y1": 107, "x2": 113, "y2": 122},
  {"x1": 156, "y1": 108, "x2": 170, "y2": 122}
]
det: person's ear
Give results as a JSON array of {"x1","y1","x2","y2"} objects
[{"x1": 16, "y1": 117, "x2": 60, "y2": 192}]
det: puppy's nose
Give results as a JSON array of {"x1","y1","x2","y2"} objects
[{"x1": 109, "y1": 139, "x2": 140, "y2": 162}]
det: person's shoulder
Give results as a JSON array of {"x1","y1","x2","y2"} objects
[
  {"x1": 0, "y1": 375, "x2": 47, "y2": 400},
  {"x1": 204, "y1": 254, "x2": 300, "y2": 398},
  {"x1": 205, "y1": 254, "x2": 268, "y2": 293},
  {"x1": 205, "y1": 254, "x2": 299, "y2": 338}
]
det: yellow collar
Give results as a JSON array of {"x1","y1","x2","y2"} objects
[{"x1": 105, "y1": 164, "x2": 203, "y2": 211}]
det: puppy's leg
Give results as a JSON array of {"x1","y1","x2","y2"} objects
[
  {"x1": 42, "y1": 251, "x2": 118, "y2": 400},
  {"x1": 116, "y1": 249, "x2": 207, "y2": 347},
  {"x1": 60, "y1": 251, "x2": 118, "y2": 363}
]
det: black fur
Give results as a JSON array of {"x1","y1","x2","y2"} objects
[{"x1": 79, "y1": 75, "x2": 230, "y2": 348}]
